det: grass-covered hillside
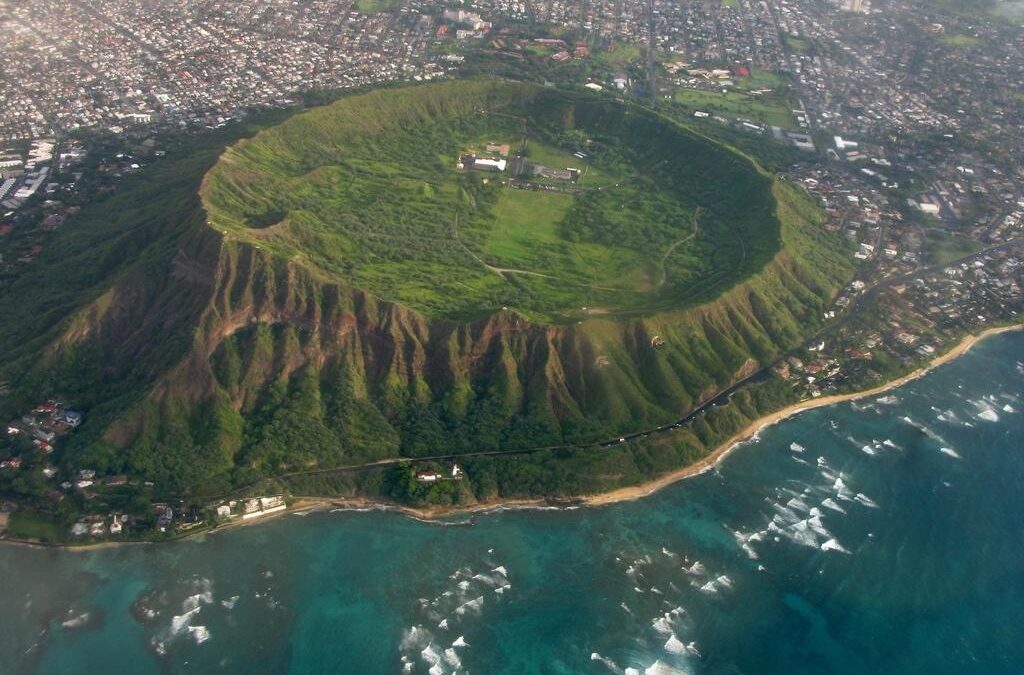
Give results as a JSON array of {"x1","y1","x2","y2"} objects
[
  {"x1": 0, "y1": 81, "x2": 853, "y2": 504},
  {"x1": 202, "y1": 81, "x2": 782, "y2": 323}
]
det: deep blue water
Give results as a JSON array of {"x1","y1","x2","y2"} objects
[{"x1": 2, "y1": 332, "x2": 1023, "y2": 675}]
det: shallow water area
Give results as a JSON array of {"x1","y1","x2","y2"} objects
[{"x1": 2, "y1": 332, "x2": 1023, "y2": 674}]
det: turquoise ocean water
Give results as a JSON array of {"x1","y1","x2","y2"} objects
[{"x1": 2, "y1": 331, "x2": 1023, "y2": 675}]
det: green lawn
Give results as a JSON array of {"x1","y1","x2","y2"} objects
[
  {"x1": 6, "y1": 511, "x2": 63, "y2": 542},
  {"x1": 920, "y1": 0, "x2": 1024, "y2": 22},
  {"x1": 596, "y1": 44, "x2": 642, "y2": 69},
  {"x1": 925, "y1": 229, "x2": 984, "y2": 266},
  {"x1": 734, "y1": 70, "x2": 790, "y2": 91},
  {"x1": 487, "y1": 188, "x2": 573, "y2": 261},
  {"x1": 940, "y1": 34, "x2": 983, "y2": 47},
  {"x1": 781, "y1": 33, "x2": 814, "y2": 55},
  {"x1": 354, "y1": 0, "x2": 398, "y2": 12},
  {"x1": 674, "y1": 88, "x2": 794, "y2": 128}
]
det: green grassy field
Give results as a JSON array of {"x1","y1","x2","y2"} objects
[
  {"x1": 920, "y1": 0, "x2": 1024, "y2": 22},
  {"x1": 781, "y1": 33, "x2": 814, "y2": 54},
  {"x1": 596, "y1": 43, "x2": 642, "y2": 69},
  {"x1": 486, "y1": 188, "x2": 573, "y2": 261},
  {"x1": 203, "y1": 81, "x2": 784, "y2": 322},
  {"x1": 354, "y1": 0, "x2": 398, "y2": 12},
  {"x1": 734, "y1": 70, "x2": 790, "y2": 91},
  {"x1": 5, "y1": 511, "x2": 62, "y2": 542},
  {"x1": 925, "y1": 228, "x2": 984, "y2": 265},
  {"x1": 522, "y1": 140, "x2": 621, "y2": 187},
  {"x1": 940, "y1": 34, "x2": 984, "y2": 47},
  {"x1": 674, "y1": 88, "x2": 794, "y2": 128}
]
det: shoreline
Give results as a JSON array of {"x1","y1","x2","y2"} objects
[
  {"x1": 584, "y1": 322, "x2": 1023, "y2": 506},
  {"x1": 4, "y1": 322, "x2": 1020, "y2": 549}
]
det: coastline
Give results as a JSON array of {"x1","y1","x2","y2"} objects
[
  {"x1": 4, "y1": 322, "x2": 1020, "y2": 548},
  {"x1": 584, "y1": 322, "x2": 1023, "y2": 506}
]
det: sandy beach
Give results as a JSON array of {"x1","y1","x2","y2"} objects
[
  {"x1": 4, "y1": 322, "x2": 1020, "y2": 547},
  {"x1": 584, "y1": 322, "x2": 1023, "y2": 506},
  {"x1": 287, "y1": 322, "x2": 1022, "y2": 519}
]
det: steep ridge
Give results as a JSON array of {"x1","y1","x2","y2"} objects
[{"x1": 0, "y1": 83, "x2": 852, "y2": 497}]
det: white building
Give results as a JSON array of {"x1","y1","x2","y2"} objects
[{"x1": 473, "y1": 157, "x2": 506, "y2": 172}]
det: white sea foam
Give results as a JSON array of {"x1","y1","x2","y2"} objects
[
  {"x1": 788, "y1": 520, "x2": 820, "y2": 548},
  {"x1": 770, "y1": 503, "x2": 800, "y2": 524},
  {"x1": 188, "y1": 625, "x2": 211, "y2": 644},
  {"x1": 420, "y1": 643, "x2": 442, "y2": 673},
  {"x1": 182, "y1": 590, "x2": 213, "y2": 614},
  {"x1": 495, "y1": 584, "x2": 510, "y2": 594},
  {"x1": 733, "y1": 530, "x2": 761, "y2": 560},
  {"x1": 904, "y1": 416, "x2": 955, "y2": 448},
  {"x1": 442, "y1": 647, "x2": 461, "y2": 669},
  {"x1": 645, "y1": 661, "x2": 686, "y2": 675},
  {"x1": 452, "y1": 636, "x2": 468, "y2": 648},
  {"x1": 455, "y1": 596, "x2": 484, "y2": 616},
  {"x1": 876, "y1": 395, "x2": 899, "y2": 405},
  {"x1": 977, "y1": 408, "x2": 999, "y2": 422},
  {"x1": 854, "y1": 493, "x2": 879, "y2": 508},
  {"x1": 790, "y1": 442, "x2": 806, "y2": 453},
  {"x1": 492, "y1": 566, "x2": 508, "y2": 577},
  {"x1": 683, "y1": 561, "x2": 705, "y2": 576},
  {"x1": 652, "y1": 615, "x2": 674, "y2": 635},
  {"x1": 591, "y1": 652, "x2": 621, "y2": 672},
  {"x1": 220, "y1": 595, "x2": 239, "y2": 610},
  {"x1": 664, "y1": 634, "x2": 687, "y2": 655},
  {"x1": 807, "y1": 515, "x2": 831, "y2": 539},
  {"x1": 400, "y1": 625, "x2": 432, "y2": 652},
  {"x1": 170, "y1": 606, "x2": 201, "y2": 636},
  {"x1": 786, "y1": 495, "x2": 812, "y2": 512},
  {"x1": 821, "y1": 498, "x2": 847, "y2": 514},
  {"x1": 820, "y1": 538, "x2": 850, "y2": 554},
  {"x1": 61, "y1": 612, "x2": 90, "y2": 629},
  {"x1": 472, "y1": 573, "x2": 497, "y2": 587},
  {"x1": 438, "y1": 619, "x2": 448, "y2": 630},
  {"x1": 697, "y1": 581, "x2": 718, "y2": 594},
  {"x1": 1003, "y1": 404, "x2": 1016, "y2": 413}
]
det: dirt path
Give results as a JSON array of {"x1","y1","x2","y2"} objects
[
  {"x1": 654, "y1": 208, "x2": 701, "y2": 290},
  {"x1": 451, "y1": 212, "x2": 625, "y2": 292}
]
